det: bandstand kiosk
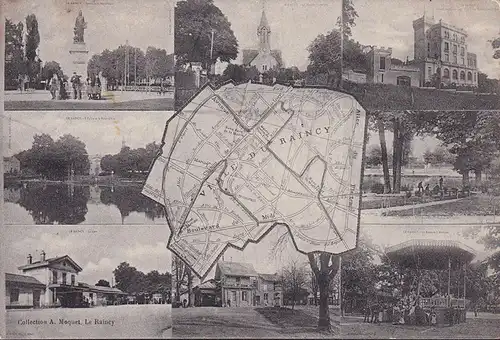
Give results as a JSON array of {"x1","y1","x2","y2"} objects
[{"x1": 386, "y1": 239, "x2": 476, "y2": 326}]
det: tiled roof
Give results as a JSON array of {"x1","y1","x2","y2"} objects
[
  {"x1": 258, "y1": 273, "x2": 280, "y2": 282},
  {"x1": 217, "y1": 261, "x2": 258, "y2": 277},
  {"x1": 18, "y1": 255, "x2": 83, "y2": 272},
  {"x1": 6, "y1": 273, "x2": 45, "y2": 286},
  {"x1": 79, "y1": 283, "x2": 127, "y2": 294},
  {"x1": 196, "y1": 279, "x2": 217, "y2": 290}
]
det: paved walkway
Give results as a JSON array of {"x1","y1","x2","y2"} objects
[
  {"x1": 361, "y1": 214, "x2": 498, "y2": 225},
  {"x1": 362, "y1": 198, "x2": 466, "y2": 216}
]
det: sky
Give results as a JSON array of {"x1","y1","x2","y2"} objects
[
  {"x1": 4, "y1": 0, "x2": 174, "y2": 75},
  {"x1": 3, "y1": 225, "x2": 172, "y2": 285},
  {"x1": 351, "y1": 0, "x2": 500, "y2": 79},
  {"x1": 212, "y1": 0, "x2": 499, "y2": 78},
  {"x1": 2, "y1": 111, "x2": 175, "y2": 156}
]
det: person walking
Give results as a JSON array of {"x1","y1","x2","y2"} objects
[{"x1": 49, "y1": 74, "x2": 59, "y2": 100}]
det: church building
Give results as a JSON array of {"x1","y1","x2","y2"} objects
[{"x1": 242, "y1": 10, "x2": 283, "y2": 74}]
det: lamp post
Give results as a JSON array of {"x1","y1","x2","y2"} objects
[{"x1": 209, "y1": 29, "x2": 215, "y2": 78}]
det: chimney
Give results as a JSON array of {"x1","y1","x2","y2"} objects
[
  {"x1": 27, "y1": 254, "x2": 32, "y2": 264},
  {"x1": 40, "y1": 250, "x2": 46, "y2": 262}
]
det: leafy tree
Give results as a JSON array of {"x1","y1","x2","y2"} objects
[
  {"x1": 96, "y1": 279, "x2": 110, "y2": 287},
  {"x1": 423, "y1": 145, "x2": 455, "y2": 166},
  {"x1": 100, "y1": 142, "x2": 160, "y2": 177},
  {"x1": 175, "y1": 0, "x2": 238, "y2": 71},
  {"x1": 5, "y1": 18, "x2": 26, "y2": 87},
  {"x1": 25, "y1": 14, "x2": 41, "y2": 84},
  {"x1": 337, "y1": 0, "x2": 358, "y2": 38},
  {"x1": 16, "y1": 133, "x2": 90, "y2": 180},
  {"x1": 478, "y1": 72, "x2": 499, "y2": 94},
  {"x1": 145, "y1": 46, "x2": 174, "y2": 79},
  {"x1": 281, "y1": 261, "x2": 308, "y2": 309},
  {"x1": 491, "y1": 33, "x2": 500, "y2": 59},
  {"x1": 307, "y1": 30, "x2": 367, "y2": 88},
  {"x1": 41, "y1": 61, "x2": 64, "y2": 82}
]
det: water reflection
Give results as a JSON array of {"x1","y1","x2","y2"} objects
[{"x1": 4, "y1": 182, "x2": 166, "y2": 225}]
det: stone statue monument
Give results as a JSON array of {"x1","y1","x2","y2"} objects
[
  {"x1": 69, "y1": 10, "x2": 89, "y2": 83},
  {"x1": 73, "y1": 10, "x2": 87, "y2": 44}
]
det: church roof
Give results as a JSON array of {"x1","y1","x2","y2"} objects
[
  {"x1": 259, "y1": 10, "x2": 270, "y2": 28},
  {"x1": 242, "y1": 49, "x2": 283, "y2": 68}
]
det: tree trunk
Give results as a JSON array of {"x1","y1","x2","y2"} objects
[
  {"x1": 392, "y1": 118, "x2": 403, "y2": 194},
  {"x1": 475, "y1": 169, "x2": 482, "y2": 185},
  {"x1": 462, "y1": 171, "x2": 470, "y2": 189},
  {"x1": 377, "y1": 118, "x2": 391, "y2": 193},
  {"x1": 308, "y1": 253, "x2": 340, "y2": 332},
  {"x1": 187, "y1": 269, "x2": 194, "y2": 307}
]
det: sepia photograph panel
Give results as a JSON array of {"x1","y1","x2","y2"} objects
[
  {"x1": 4, "y1": 0, "x2": 174, "y2": 111},
  {"x1": 341, "y1": 224, "x2": 500, "y2": 339},
  {"x1": 3, "y1": 110, "x2": 175, "y2": 225},
  {"x1": 171, "y1": 228, "x2": 341, "y2": 339},
  {"x1": 174, "y1": 0, "x2": 499, "y2": 111},
  {"x1": 361, "y1": 110, "x2": 500, "y2": 226},
  {"x1": 3, "y1": 225, "x2": 172, "y2": 339}
]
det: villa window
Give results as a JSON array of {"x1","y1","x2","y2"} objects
[
  {"x1": 10, "y1": 288, "x2": 20, "y2": 303},
  {"x1": 71, "y1": 275, "x2": 76, "y2": 285},
  {"x1": 381, "y1": 74, "x2": 384, "y2": 83},
  {"x1": 62, "y1": 272, "x2": 67, "y2": 285},
  {"x1": 379, "y1": 57, "x2": 386, "y2": 70},
  {"x1": 443, "y1": 68, "x2": 450, "y2": 78},
  {"x1": 452, "y1": 70, "x2": 458, "y2": 80},
  {"x1": 52, "y1": 270, "x2": 58, "y2": 284},
  {"x1": 460, "y1": 71, "x2": 465, "y2": 80},
  {"x1": 444, "y1": 54, "x2": 449, "y2": 62},
  {"x1": 467, "y1": 72, "x2": 472, "y2": 81},
  {"x1": 460, "y1": 47, "x2": 464, "y2": 56},
  {"x1": 242, "y1": 291, "x2": 248, "y2": 301},
  {"x1": 453, "y1": 55, "x2": 457, "y2": 64},
  {"x1": 453, "y1": 45, "x2": 457, "y2": 54},
  {"x1": 427, "y1": 67, "x2": 432, "y2": 76},
  {"x1": 444, "y1": 42, "x2": 449, "y2": 52},
  {"x1": 461, "y1": 58, "x2": 465, "y2": 65},
  {"x1": 264, "y1": 293, "x2": 269, "y2": 301}
]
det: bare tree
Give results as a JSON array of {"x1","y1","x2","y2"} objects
[
  {"x1": 270, "y1": 231, "x2": 341, "y2": 332},
  {"x1": 281, "y1": 260, "x2": 308, "y2": 309}
]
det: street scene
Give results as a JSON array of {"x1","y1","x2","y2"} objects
[
  {"x1": 3, "y1": 111, "x2": 174, "y2": 225},
  {"x1": 341, "y1": 225, "x2": 500, "y2": 338},
  {"x1": 171, "y1": 228, "x2": 341, "y2": 338},
  {"x1": 4, "y1": 226, "x2": 172, "y2": 338},
  {"x1": 4, "y1": 0, "x2": 174, "y2": 111}
]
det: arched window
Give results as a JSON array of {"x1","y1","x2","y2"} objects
[
  {"x1": 467, "y1": 72, "x2": 472, "y2": 81},
  {"x1": 460, "y1": 71, "x2": 465, "y2": 80},
  {"x1": 452, "y1": 70, "x2": 458, "y2": 80},
  {"x1": 443, "y1": 68, "x2": 450, "y2": 78}
]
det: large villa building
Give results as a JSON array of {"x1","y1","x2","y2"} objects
[
  {"x1": 345, "y1": 14, "x2": 479, "y2": 89},
  {"x1": 5, "y1": 251, "x2": 127, "y2": 309}
]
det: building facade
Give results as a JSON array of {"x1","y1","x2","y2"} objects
[
  {"x1": 214, "y1": 261, "x2": 282, "y2": 307},
  {"x1": 411, "y1": 14, "x2": 478, "y2": 87},
  {"x1": 365, "y1": 47, "x2": 421, "y2": 86},
  {"x1": 4, "y1": 156, "x2": 20, "y2": 174},
  {"x1": 5, "y1": 251, "x2": 126, "y2": 309},
  {"x1": 242, "y1": 10, "x2": 283, "y2": 74}
]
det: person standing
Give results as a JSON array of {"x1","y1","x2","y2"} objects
[
  {"x1": 71, "y1": 72, "x2": 79, "y2": 99},
  {"x1": 439, "y1": 176, "x2": 444, "y2": 189},
  {"x1": 49, "y1": 74, "x2": 59, "y2": 99}
]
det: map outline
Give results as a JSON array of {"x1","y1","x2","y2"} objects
[{"x1": 144, "y1": 80, "x2": 369, "y2": 280}]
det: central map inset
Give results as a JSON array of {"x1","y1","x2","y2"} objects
[{"x1": 143, "y1": 82, "x2": 367, "y2": 278}]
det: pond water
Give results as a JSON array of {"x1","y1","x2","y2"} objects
[{"x1": 4, "y1": 182, "x2": 167, "y2": 225}]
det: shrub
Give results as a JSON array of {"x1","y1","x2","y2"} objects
[{"x1": 370, "y1": 182, "x2": 385, "y2": 194}]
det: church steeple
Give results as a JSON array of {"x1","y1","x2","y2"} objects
[{"x1": 257, "y1": 8, "x2": 271, "y2": 52}]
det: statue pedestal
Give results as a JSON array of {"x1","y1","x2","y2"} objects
[{"x1": 69, "y1": 42, "x2": 89, "y2": 78}]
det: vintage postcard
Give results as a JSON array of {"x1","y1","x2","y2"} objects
[
  {"x1": 3, "y1": 110, "x2": 174, "y2": 225},
  {"x1": 4, "y1": 0, "x2": 174, "y2": 111},
  {"x1": 3, "y1": 225, "x2": 172, "y2": 338}
]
